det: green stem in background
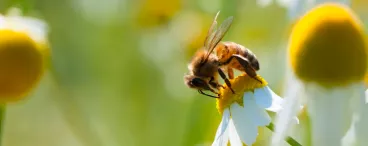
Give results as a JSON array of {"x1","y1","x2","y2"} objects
[
  {"x1": 266, "y1": 122, "x2": 302, "y2": 146},
  {"x1": 0, "y1": 105, "x2": 6, "y2": 146}
]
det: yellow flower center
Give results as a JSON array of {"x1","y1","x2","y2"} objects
[
  {"x1": 216, "y1": 74, "x2": 268, "y2": 114},
  {"x1": 289, "y1": 3, "x2": 367, "y2": 87},
  {"x1": 0, "y1": 30, "x2": 44, "y2": 102}
]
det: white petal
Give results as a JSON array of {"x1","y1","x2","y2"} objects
[
  {"x1": 230, "y1": 97, "x2": 260, "y2": 145},
  {"x1": 342, "y1": 115, "x2": 357, "y2": 146},
  {"x1": 214, "y1": 109, "x2": 230, "y2": 140},
  {"x1": 212, "y1": 109, "x2": 230, "y2": 146},
  {"x1": 243, "y1": 92, "x2": 271, "y2": 126},
  {"x1": 0, "y1": 10, "x2": 48, "y2": 44},
  {"x1": 293, "y1": 117, "x2": 300, "y2": 125},
  {"x1": 254, "y1": 86, "x2": 283, "y2": 112},
  {"x1": 272, "y1": 72, "x2": 303, "y2": 146},
  {"x1": 365, "y1": 89, "x2": 368, "y2": 104},
  {"x1": 305, "y1": 82, "x2": 356, "y2": 146},
  {"x1": 228, "y1": 119, "x2": 243, "y2": 146},
  {"x1": 9, "y1": 16, "x2": 48, "y2": 43},
  {"x1": 0, "y1": 15, "x2": 5, "y2": 26},
  {"x1": 347, "y1": 83, "x2": 368, "y2": 146}
]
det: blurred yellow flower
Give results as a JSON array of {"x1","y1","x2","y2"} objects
[
  {"x1": 186, "y1": 27, "x2": 207, "y2": 58},
  {"x1": 0, "y1": 9, "x2": 49, "y2": 102},
  {"x1": 212, "y1": 74, "x2": 285, "y2": 146},
  {"x1": 137, "y1": 0, "x2": 182, "y2": 27},
  {"x1": 273, "y1": 2, "x2": 367, "y2": 146}
]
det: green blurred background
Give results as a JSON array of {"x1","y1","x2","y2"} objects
[{"x1": 0, "y1": 0, "x2": 366, "y2": 146}]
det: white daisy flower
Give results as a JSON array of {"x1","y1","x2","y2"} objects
[
  {"x1": 272, "y1": 3, "x2": 367, "y2": 146},
  {"x1": 0, "y1": 7, "x2": 49, "y2": 102},
  {"x1": 212, "y1": 74, "x2": 299, "y2": 146}
]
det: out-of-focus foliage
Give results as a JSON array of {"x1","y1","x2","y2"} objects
[{"x1": 0, "y1": 0, "x2": 365, "y2": 146}]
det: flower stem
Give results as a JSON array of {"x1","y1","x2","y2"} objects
[
  {"x1": 0, "y1": 105, "x2": 6, "y2": 146},
  {"x1": 266, "y1": 122, "x2": 302, "y2": 146}
]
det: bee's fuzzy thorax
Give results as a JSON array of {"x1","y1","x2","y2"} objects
[{"x1": 189, "y1": 49, "x2": 218, "y2": 77}]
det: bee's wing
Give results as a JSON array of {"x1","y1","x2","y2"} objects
[
  {"x1": 204, "y1": 11, "x2": 220, "y2": 49},
  {"x1": 203, "y1": 15, "x2": 234, "y2": 61}
]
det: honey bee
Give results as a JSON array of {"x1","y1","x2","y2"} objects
[{"x1": 184, "y1": 11, "x2": 261, "y2": 98}]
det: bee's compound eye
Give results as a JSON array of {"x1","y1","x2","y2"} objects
[{"x1": 191, "y1": 78, "x2": 205, "y2": 87}]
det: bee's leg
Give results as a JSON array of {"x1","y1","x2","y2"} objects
[
  {"x1": 202, "y1": 83, "x2": 220, "y2": 95},
  {"x1": 217, "y1": 68, "x2": 235, "y2": 94},
  {"x1": 227, "y1": 67, "x2": 234, "y2": 79},
  {"x1": 231, "y1": 54, "x2": 262, "y2": 83},
  {"x1": 209, "y1": 77, "x2": 224, "y2": 90},
  {"x1": 198, "y1": 90, "x2": 219, "y2": 98}
]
